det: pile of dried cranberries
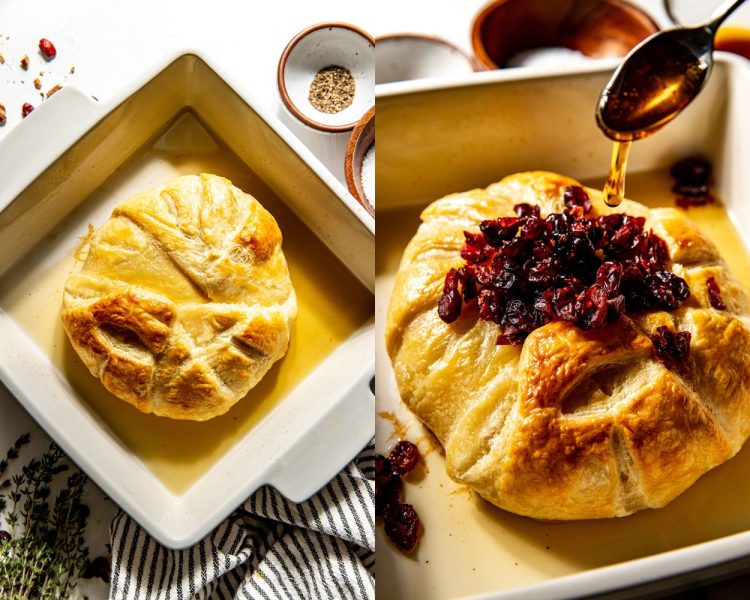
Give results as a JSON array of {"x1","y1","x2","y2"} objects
[
  {"x1": 376, "y1": 441, "x2": 421, "y2": 553},
  {"x1": 438, "y1": 186, "x2": 691, "y2": 347}
]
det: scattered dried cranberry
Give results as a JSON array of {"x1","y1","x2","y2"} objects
[
  {"x1": 388, "y1": 441, "x2": 421, "y2": 475},
  {"x1": 649, "y1": 326, "x2": 691, "y2": 369},
  {"x1": 670, "y1": 157, "x2": 715, "y2": 209},
  {"x1": 383, "y1": 503, "x2": 421, "y2": 552},
  {"x1": 670, "y1": 157, "x2": 711, "y2": 185},
  {"x1": 375, "y1": 455, "x2": 402, "y2": 517},
  {"x1": 0, "y1": 530, "x2": 10, "y2": 543},
  {"x1": 21, "y1": 103, "x2": 34, "y2": 118},
  {"x1": 706, "y1": 276, "x2": 726, "y2": 310},
  {"x1": 39, "y1": 38, "x2": 57, "y2": 60},
  {"x1": 376, "y1": 441, "x2": 424, "y2": 553},
  {"x1": 437, "y1": 186, "x2": 691, "y2": 345}
]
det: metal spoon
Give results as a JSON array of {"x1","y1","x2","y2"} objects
[{"x1": 596, "y1": 0, "x2": 748, "y2": 142}]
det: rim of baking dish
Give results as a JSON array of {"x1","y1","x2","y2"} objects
[{"x1": 0, "y1": 47, "x2": 375, "y2": 548}]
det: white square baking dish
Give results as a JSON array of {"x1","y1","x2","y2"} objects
[
  {"x1": 375, "y1": 54, "x2": 750, "y2": 599},
  {"x1": 0, "y1": 51, "x2": 374, "y2": 549}
]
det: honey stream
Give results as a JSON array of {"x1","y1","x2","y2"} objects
[{"x1": 603, "y1": 141, "x2": 632, "y2": 207}]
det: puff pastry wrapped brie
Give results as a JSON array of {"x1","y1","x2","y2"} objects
[
  {"x1": 62, "y1": 174, "x2": 297, "y2": 421},
  {"x1": 386, "y1": 171, "x2": 750, "y2": 520}
]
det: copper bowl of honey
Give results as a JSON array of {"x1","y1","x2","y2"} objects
[{"x1": 472, "y1": 0, "x2": 660, "y2": 69}]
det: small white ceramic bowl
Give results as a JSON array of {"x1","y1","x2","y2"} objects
[
  {"x1": 278, "y1": 22, "x2": 375, "y2": 133},
  {"x1": 376, "y1": 34, "x2": 480, "y2": 85}
]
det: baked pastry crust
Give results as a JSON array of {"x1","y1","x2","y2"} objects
[
  {"x1": 386, "y1": 171, "x2": 750, "y2": 519},
  {"x1": 62, "y1": 174, "x2": 296, "y2": 421}
]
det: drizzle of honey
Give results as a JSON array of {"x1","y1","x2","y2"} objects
[
  {"x1": 716, "y1": 26, "x2": 750, "y2": 60},
  {"x1": 598, "y1": 35, "x2": 710, "y2": 209},
  {"x1": 603, "y1": 140, "x2": 632, "y2": 207},
  {"x1": 0, "y1": 113, "x2": 373, "y2": 494}
]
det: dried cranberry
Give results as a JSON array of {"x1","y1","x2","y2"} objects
[
  {"x1": 706, "y1": 276, "x2": 726, "y2": 310},
  {"x1": 650, "y1": 326, "x2": 691, "y2": 369},
  {"x1": 670, "y1": 157, "x2": 711, "y2": 185},
  {"x1": 388, "y1": 441, "x2": 421, "y2": 475},
  {"x1": 21, "y1": 103, "x2": 34, "y2": 118},
  {"x1": 564, "y1": 186, "x2": 593, "y2": 214},
  {"x1": 437, "y1": 268, "x2": 462, "y2": 323},
  {"x1": 375, "y1": 455, "x2": 402, "y2": 517},
  {"x1": 480, "y1": 217, "x2": 523, "y2": 244},
  {"x1": 383, "y1": 503, "x2": 421, "y2": 552},
  {"x1": 670, "y1": 157, "x2": 714, "y2": 210},
  {"x1": 39, "y1": 38, "x2": 57, "y2": 60}
]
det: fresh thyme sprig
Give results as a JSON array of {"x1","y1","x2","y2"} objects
[{"x1": 0, "y1": 434, "x2": 92, "y2": 599}]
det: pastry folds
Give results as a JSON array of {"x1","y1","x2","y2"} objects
[
  {"x1": 386, "y1": 171, "x2": 750, "y2": 519},
  {"x1": 62, "y1": 174, "x2": 297, "y2": 421}
]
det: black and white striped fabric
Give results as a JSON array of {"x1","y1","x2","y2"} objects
[{"x1": 109, "y1": 443, "x2": 374, "y2": 600}]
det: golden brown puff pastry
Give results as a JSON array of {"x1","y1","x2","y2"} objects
[
  {"x1": 62, "y1": 174, "x2": 297, "y2": 421},
  {"x1": 386, "y1": 171, "x2": 750, "y2": 520}
]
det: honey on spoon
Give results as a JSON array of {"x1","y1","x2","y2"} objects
[{"x1": 596, "y1": 0, "x2": 748, "y2": 207}]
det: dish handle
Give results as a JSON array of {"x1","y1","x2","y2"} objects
[{"x1": 266, "y1": 367, "x2": 375, "y2": 503}]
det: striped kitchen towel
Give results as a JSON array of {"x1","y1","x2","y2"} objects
[{"x1": 109, "y1": 442, "x2": 375, "y2": 600}]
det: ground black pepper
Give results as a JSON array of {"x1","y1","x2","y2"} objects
[{"x1": 308, "y1": 65, "x2": 355, "y2": 114}]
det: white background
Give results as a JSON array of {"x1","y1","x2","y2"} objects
[{"x1": 1, "y1": 0, "x2": 749, "y2": 597}]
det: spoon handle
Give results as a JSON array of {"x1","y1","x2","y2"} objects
[{"x1": 707, "y1": 0, "x2": 749, "y2": 32}]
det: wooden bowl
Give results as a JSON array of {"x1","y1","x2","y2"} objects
[
  {"x1": 345, "y1": 107, "x2": 375, "y2": 217},
  {"x1": 471, "y1": 0, "x2": 659, "y2": 69}
]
